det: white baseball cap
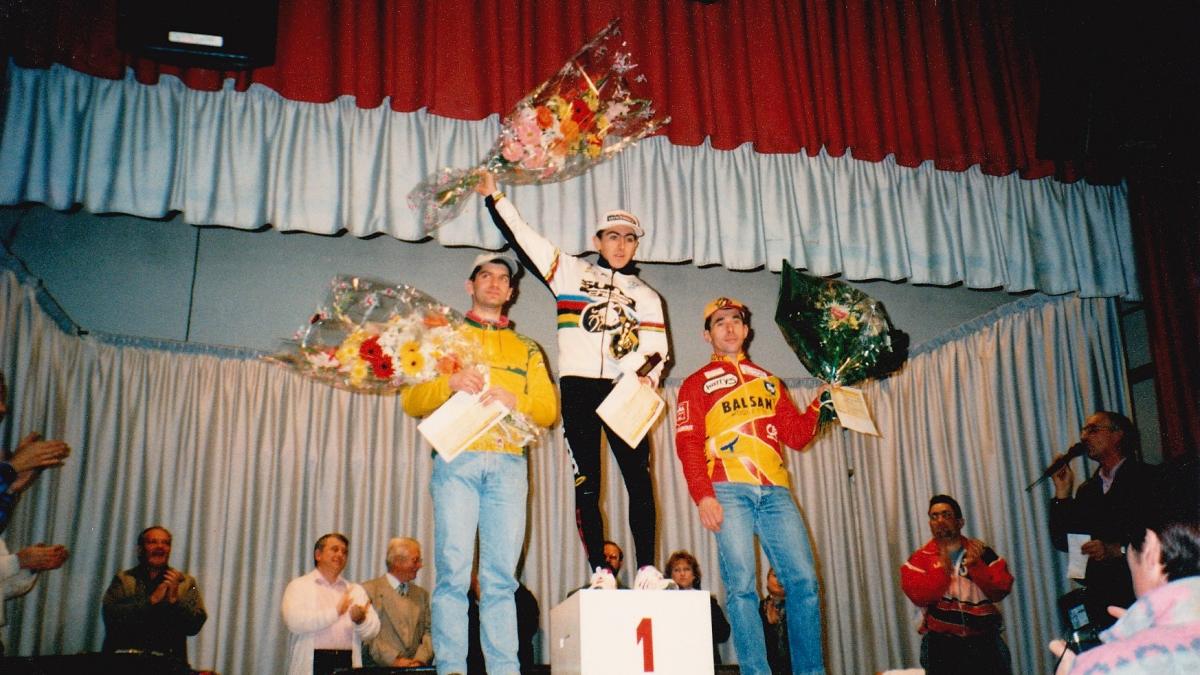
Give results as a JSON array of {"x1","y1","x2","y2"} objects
[
  {"x1": 597, "y1": 210, "x2": 645, "y2": 238},
  {"x1": 470, "y1": 253, "x2": 519, "y2": 277}
]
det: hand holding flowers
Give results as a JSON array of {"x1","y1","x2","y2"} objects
[
  {"x1": 408, "y1": 19, "x2": 668, "y2": 231},
  {"x1": 774, "y1": 261, "x2": 909, "y2": 425},
  {"x1": 266, "y1": 275, "x2": 540, "y2": 447}
]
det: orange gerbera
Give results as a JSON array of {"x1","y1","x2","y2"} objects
[
  {"x1": 560, "y1": 119, "x2": 580, "y2": 143},
  {"x1": 435, "y1": 354, "x2": 461, "y2": 375}
]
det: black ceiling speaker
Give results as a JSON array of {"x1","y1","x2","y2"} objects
[{"x1": 117, "y1": 0, "x2": 279, "y2": 70}]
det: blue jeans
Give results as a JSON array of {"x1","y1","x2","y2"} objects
[
  {"x1": 430, "y1": 451, "x2": 527, "y2": 675},
  {"x1": 713, "y1": 482, "x2": 824, "y2": 675}
]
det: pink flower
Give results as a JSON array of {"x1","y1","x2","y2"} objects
[
  {"x1": 515, "y1": 118, "x2": 542, "y2": 147},
  {"x1": 522, "y1": 146, "x2": 547, "y2": 170},
  {"x1": 501, "y1": 139, "x2": 524, "y2": 162}
]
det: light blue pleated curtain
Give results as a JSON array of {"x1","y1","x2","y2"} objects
[
  {"x1": 0, "y1": 62, "x2": 1139, "y2": 299},
  {"x1": 1, "y1": 245, "x2": 1127, "y2": 673}
]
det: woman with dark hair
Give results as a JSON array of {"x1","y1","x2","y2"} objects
[{"x1": 667, "y1": 550, "x2": 731, "y2": 663}]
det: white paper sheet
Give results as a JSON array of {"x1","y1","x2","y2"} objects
[
  {"x1": 1067, "y1": 533, "x2": 1090, "y2": 580},
  {"x1": 417, "y1": 390, "x2": 510, "y2": 461},
  {"x1": 830, "y1": 385, "x2": 880, "y2": 436},
  {"x1": 596, "y1": 375, "x2": 665, "y2": 448}
]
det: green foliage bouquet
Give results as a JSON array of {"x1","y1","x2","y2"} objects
[{"x1": 774, "y1": 261, "x2": 908, "y2": 424}]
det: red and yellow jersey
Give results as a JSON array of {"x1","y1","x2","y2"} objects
[{"x1": 674, "y1": 354, "x2": 821, "y2": 503}]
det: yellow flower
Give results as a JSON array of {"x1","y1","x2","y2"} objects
[
  {"x1": 348, "y1": 360, "x2": 369, "y2": 386},
  {"x1": 547, "y1": 95, "x2": 569, "y2": 118},
  {"x1": 335, "y1": 330, "x2": 368, "y2": 363},
  {"x1": 400, "y1": 342, "x2": 425, "y2": 376}
]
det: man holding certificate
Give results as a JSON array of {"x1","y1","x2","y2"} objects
[
  {"x1": 674, "y1": 297, "x2": 827, "y2": 675},
  {"x1": 475, "y1": 172, "x2": 672, "y2": 591},
  {"x1": 401, "y1": 254, "x2": 557, "y2": 675}
]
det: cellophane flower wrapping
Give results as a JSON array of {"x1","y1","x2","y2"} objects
[
  {"x1": 266, "y1": 275, "x2": 538, "y2": 448},
  {"x1": 774, "y1": 261, "x2": 908, "y2": 424},
  {"x1": 408, "y1": 18, "x2": 670, "y2": 232}
]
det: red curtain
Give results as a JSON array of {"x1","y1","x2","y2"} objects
[
  {"x1": 1127, "y1": 169, "x2": 1200, "y2": 464},
  {"x1": 3, "y1": 0, "x2": 1090, "y2": 180}
]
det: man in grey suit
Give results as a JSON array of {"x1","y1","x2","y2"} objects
[{"x1": 362, "y1": 537, "x2": 434, "y2": 668}]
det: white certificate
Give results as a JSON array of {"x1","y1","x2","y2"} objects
[
  {"x1": 1067, "y1": 533, "x2": 1090, "y2": 580},
  {"x1": 830, "y1": 385, "x2": 880, "y2": 436},
  {"x1": 417, "y1": 390, "x2": 511, "y2": 461},
  {"x1": 596, "y1": 375, "x2": 665, "y2": 448}
]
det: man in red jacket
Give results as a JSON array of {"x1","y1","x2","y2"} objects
[
  {"x1": 900, "y1": 494, "x2": 1014, "y2": 675},
  {"x1": 674, "y1": 297, "x2": 827, "y2": 675}
]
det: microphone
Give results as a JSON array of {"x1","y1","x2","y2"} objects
[{"x1": 1025, "y1": 442, "x2": 1087, "y2": 492}]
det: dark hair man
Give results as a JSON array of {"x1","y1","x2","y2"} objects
[
  {"x1": 402, "y1": 253, "x2": 557, "y2": 674},
  {"x1": 101, "y1": 526, "x2": 207, "y2": 664},
  {"x1": 475, "y1": 172, "x2": 671, "y2": 591},
  {"x1": 674, "y1": 297, "x2": 828, "y2": 674},
  {"x1": 282, "y1": 532, "x2": 379, "y2": 675},
  {"x1": 901, "y1": 495, "x2": 1014, "y2": 674}
]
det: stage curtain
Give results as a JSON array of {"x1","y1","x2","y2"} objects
[
  {"x1": 2, "y1": 0, "x2": 1099, "y2": 181},
  {"x1": 2, "y1": 251, "x2": 1129, "y2": 674},
  {"x1": 1127, "y1": 171, "x2": 1200, "y2": 462},
  {"x1": 0, "y1": 63, "x2": 1138, "y2": 298}
]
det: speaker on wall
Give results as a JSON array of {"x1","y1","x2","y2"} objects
[{"x1": 117, "y1": 0, "x2": 279, "y2": 70}]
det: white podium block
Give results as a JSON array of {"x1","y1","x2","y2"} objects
[{"x1": 550, "y1": 590, "x2": 714, "y2": 675}]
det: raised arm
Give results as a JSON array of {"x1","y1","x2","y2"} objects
[{"x1": 477, "y1": 172, "x2": 578, "y2": 291}]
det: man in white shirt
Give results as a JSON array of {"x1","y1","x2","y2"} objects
[{"x1": 281, "y1": 532, "x2": 380, "y2": 675}]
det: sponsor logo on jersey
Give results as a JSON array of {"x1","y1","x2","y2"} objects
[
  {"x1": 719, "y1": 395, "x2": 776, "y2": 414},
  {"x1": 740, "y1": 365, "x2": 769, "y2": 379},
  {"x1": 703, "y1": 373, "x2": 738, "y2": 394},
  {"x1": 676, "y1": 401, "x2": 691, "y2": 425}
]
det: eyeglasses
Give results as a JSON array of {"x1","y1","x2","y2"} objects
[
  {"x1": 928, "y1": 511, "x2": 958, "y2": 521},
  {"x1": 1081, "y1": 424, "x2": 1117, "y2": 434}
]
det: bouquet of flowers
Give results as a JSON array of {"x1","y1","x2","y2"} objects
[
  {"x1": 774, "y1": 261, "x2": 908, "y2": 424},
  {"x1": 266, "y1": 275, "x2": 538, "y2": 447},
  {"x1": 408, "y1": 19, "x2": 669, "y2": 232}
]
